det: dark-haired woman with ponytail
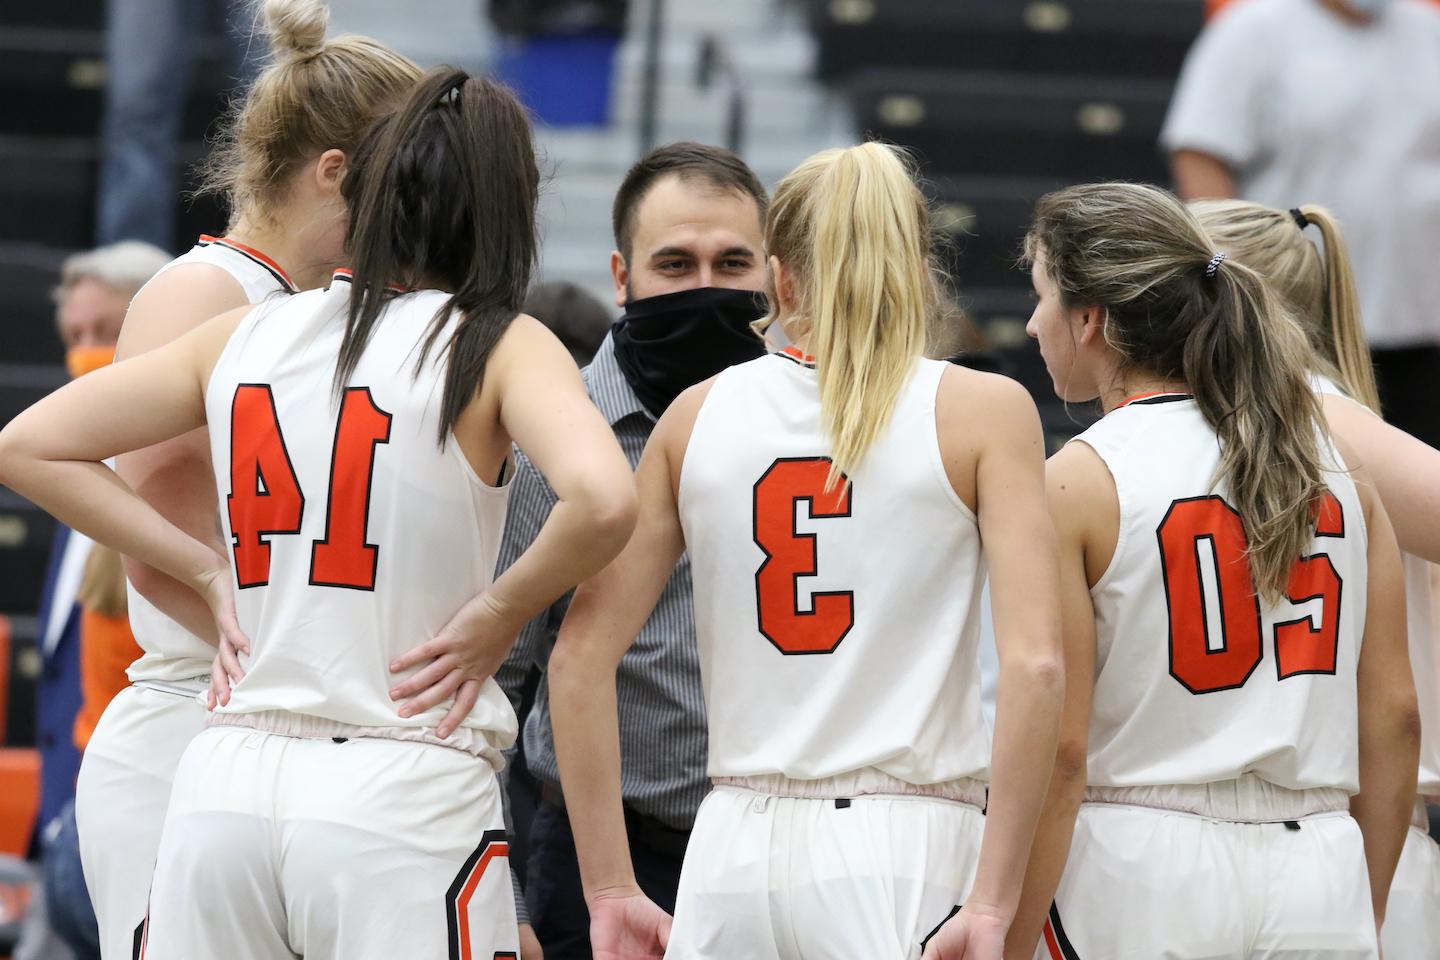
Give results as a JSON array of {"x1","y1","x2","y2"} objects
[
  {"x1": 1006, "y1": 182, "x2": 1417, "y2": 959},
  {"x1": 1195, "y1": 198, "x2": 1440, "y2": 959},
  {"x1": 0, "y1": 67, "x2": 636, "y2": 959}
]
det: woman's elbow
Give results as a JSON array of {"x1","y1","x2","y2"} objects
[{"x1": 582, "y1": 479, "x2": 638, "y2": 549}]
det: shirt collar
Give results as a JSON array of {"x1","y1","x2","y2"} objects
[{"x1": 584, "y1": 332, "x2": 653, "y2": 427}]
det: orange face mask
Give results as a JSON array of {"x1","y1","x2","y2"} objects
[{"x1": 66, "y1": 344, "x2": 117, "y2": 380}]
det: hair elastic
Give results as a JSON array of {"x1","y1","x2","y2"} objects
[
  {"x1": 1204, "y1": 252, "x2": 1228, "y2": 278},
  {"x1": 1289, "y1": 207, "x2": 1310, "y2": 230}
]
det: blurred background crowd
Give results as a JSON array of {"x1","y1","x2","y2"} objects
[{"x1": 0, "y1": 0, "x2": 1437, "y2": 956}]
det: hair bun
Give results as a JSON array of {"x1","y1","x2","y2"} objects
[{"x1": 264, "y1": 0, "x2": 329, "y2": 59}]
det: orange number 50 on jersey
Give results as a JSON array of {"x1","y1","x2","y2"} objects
[{"x1": 1158, "y1": 492, "x2": 1345, "y2": 695}]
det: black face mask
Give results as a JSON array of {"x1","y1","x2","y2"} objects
[{"x1": 610, "y1": 286, "x2": 769, "y2": 418}]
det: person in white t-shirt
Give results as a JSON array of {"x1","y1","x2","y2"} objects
[{"x1": 1161, "y1": 0, "x2": 1440, "y2": 448}]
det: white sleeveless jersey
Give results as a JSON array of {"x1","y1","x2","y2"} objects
[
  {"x1": 1311, "y1": 375, "x2": 1440, "y2": 792},
  {"x1": 202, "y1": 273, "x2": 516, "y2": 756},
  {"x1": 127, "y1": 236, "x2": 299, "y2": 686},
  {"x1": 677, "y1": 349, "x2": 990, "y2": 785},
  {"x1": 1078, "y1": 394, "x2": 1367, "y2": 793}
]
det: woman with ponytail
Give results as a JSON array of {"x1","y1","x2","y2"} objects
[
  {"x1": 70, "y1": 2, "x2": 423, "y2": 955},
  {"x1": 1195, "y1": 198, "x2": 1440, "y2": 959},
  {"x1": 1010, "y1": 182, "x2": 1416, "y2": 959},
  {"x1": 0, "y1": 66, "x2": 636, "y2": 958},
  {"x1": 547, "y1": 142, "x2": 1064, "y2": 959}
]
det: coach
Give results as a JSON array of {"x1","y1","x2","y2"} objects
[{"x1": 495, "y1": 142, "x2": 770, "y2": 958}]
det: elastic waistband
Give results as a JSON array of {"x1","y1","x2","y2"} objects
[
  {"x1": 713, "y1": 770, "x2": 986, "y2": 807},
  {"x1": 1083, "y1": 775, "x2": 1348, "y2": 822},
  {"x1": 208, "y1": 710, "x2": 502, "y2": 768},
  {"x1": 133, "y1": 676, "x2": 209, "y2": 699}
]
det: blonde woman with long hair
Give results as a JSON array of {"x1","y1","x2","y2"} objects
[
  {"x1": 1012, "y1": 183, "x2": 1416, "y2": 959},
  {"x1": 546, "y1": 142, "x2": 1064, "y2": 959},
  {"x1": 1195, "y1": 198, "x2": 1440, "y2": 959},
  {"x1": 74, "y1": 1, "x2": 422, "y2": 954}
]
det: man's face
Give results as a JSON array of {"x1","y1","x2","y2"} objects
[
  {"x1": 55, "y1": 276, "x2": 129, "y2": 349},
  {"x1": 612, "y1": 173, "x2": 766, "y2": 307}
]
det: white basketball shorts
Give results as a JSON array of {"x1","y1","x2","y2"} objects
[
  {"x1": 75, "y1": 683, "x2": 206, "y2": 960},
  {"x1": 1038, "y1": 781, "x2": 1377, "y2": 960},
  {"x1": 141, "y1": 725, "x2": 517, "y2": 960},
  {"x1": 1380, "y1": 799, "x2": 1440, "y2": 959},
  {"x1": 666, "y1": 772, "x2": 984, "y2": 959}
]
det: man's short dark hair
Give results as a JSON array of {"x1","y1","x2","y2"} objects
[{"x1": 611, "y1": 141, "x2": 769, "y2": 261}]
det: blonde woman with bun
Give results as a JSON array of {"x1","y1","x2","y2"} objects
[
  {"x1": 74, "y1": 2, "x2": 421, "y2": 955},
  {"x1": 1195, "y1": 197, "x2": 1440, "y2": 960},
  {"x1": 548, "y1": 142, "x2": 1064, "y2": 959}
]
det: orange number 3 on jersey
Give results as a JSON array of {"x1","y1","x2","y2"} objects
[{"x1": 752, "y1": 457, "x2": 855, "y2": 655}]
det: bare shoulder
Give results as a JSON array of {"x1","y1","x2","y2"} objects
[
  {"x1": 118, "y1": 262, "x2": 248, "y2": 359},
  {"x1": 936, "y1": 364, "x2": 1044, "y2": 455}
]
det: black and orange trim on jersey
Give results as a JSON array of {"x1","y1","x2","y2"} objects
[
  {"x1": 775, "y1": 344, "x2": 816, "y2": 368},
  {"x1": 330, "y1": 268, "x2": 412, "y2": 294},
  {"x1": 1117, "y1": 391, "x2": 1193, "y2": 408},
  {"x1": 446, "y1": 830, "x2": 510, "y2": 960},
  {"x1": 1042, "y1": 902, "x2": 1082, "y2": 959},
  {"x1": 196, "y1": 234, "x2": 298, "y2": 292}
]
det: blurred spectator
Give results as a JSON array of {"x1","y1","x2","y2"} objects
[
  {"x1": 524, "y1": 281, "x2": 614, "y2": 366},
  {"x1": 23, "y1": 243, "x2": 169, "y2": 960},
  {"x1": 1162, "y1": 0, "x2": 1440, "y2": 447},
  {"x1": 488, "y1": 0, "x2": 627, "y2": 125},
  {"x1": 98, "y1": 0, "x2": 262, "y2": 249}
]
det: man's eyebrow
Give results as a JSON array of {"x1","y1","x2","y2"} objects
[
  {"x1": 716, "y1": 246, "x2": 757, "y2": 259},
  {"x1": 649, "y1": 246, "x2": 697, "y2": 260}
]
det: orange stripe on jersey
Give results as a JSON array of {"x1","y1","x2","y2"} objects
[
  {"x1": 446, "y1": 831, "x2": 509, "y2": 960},
  {"x1": 331, "y1": 268, "x2": 410, "y2": 293},
  {"x1": 777, "y1": 345, "x2": 816, "y2": 367},
  {"x1": 200, "y1": 234, "x2": 298, "y2": 292},
  {"x1": 1116, "y1": 390, "x2": 1192, "y2": 408},
  {"x1": 1043, "y1": 920, "x2": 1063, "y2": 959}
]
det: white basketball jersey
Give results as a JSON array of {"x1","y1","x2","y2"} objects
[
  {"x1": 1077, "y1": 393, "x2": 1367, "y2": 793},
  {"x1": 677, "y1": 349, "x2": 990, "y2": 785},
  {"x1": 127, "y1": 235, "x2": 299, "y2": 687},
  {"x1": 203, "y1": 273, "x2": 516, "y2": 755},
  {"x1": 1311, "y1": 375, "x2": 1440, "y2": 792}
]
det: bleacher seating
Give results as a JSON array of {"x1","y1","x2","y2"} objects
[
  {"x1": 813, "y1": 0, "x2": 1208, "y2": 447},
  {"x1": 0, "y1": 0, "x2": 237, "y2": 748}
]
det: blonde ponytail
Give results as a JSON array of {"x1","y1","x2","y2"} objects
[
  {"x1": 1300, "y1": 205, "x2": 1381, "y2": 413},
  {"x1": 199, "y1": 0, "x2": 422, "y2": 222},
  {"x1": 1190, "y1": 199, "x2": 1381, "y2": 413},
  {"x1": 761, "y1": 143, "x2": 932, "y2": 486}
]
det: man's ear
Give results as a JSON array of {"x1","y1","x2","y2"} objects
[{"x1": 610, "y1": 250, "x2": 628, "y2": 308}]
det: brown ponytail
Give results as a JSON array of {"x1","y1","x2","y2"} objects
[
  {"x1": 1026, "y1": 183, "x2": 1328, "y2": 601},
  {"x1": 1190, "y1": 199, "x2": 1381, "y2": 413},
  {"x1": 337, "y1": 67, "x2": 539, "y2": 444}
]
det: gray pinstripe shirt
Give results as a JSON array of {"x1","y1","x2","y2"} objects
[{"x1": 495, "y1": 334, "x2": 709, "y2": 831}]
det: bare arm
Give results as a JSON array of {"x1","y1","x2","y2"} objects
[
  {"x1": 115, "y1": 265, "x2": 250, "y2": 643},
  {"x1": 1004, "y1": 443, "x2": 1103, "y2": 959},
  {"x1": 1349, "y1": 470, "x2": 1420, "y2": 928},
  {"x1": 389, "y1": 317, "x2": 637, "y2": 737},
  {"x1": 926, "y1": 372, "x2": 1064, "y2": 958},
  {"x1": 1323, "y1": 392, "x2": 1440, "y2": 563},
  {"x1": 0, "y1": 309, "x2": 252, "y2": 649},
  {"x1": 1170, "y1": 149, "x2": 1236, "y2": 201},
  {"x1": 963, "y1": 376, "x2": 1066, "y2": 928}
]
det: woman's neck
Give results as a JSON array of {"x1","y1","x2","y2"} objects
[
  {"x1": 227, "y1": 212, "x2": 338, "y2": 292},
  {"x1": 1098, "y1": 374, "x2": 1191, "y2": 415}
]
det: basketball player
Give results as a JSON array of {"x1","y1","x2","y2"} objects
[
  {"x1": 1014, "y1": 183, "x2": 1417, "y2": 959},
  {"x1": 1195, "y1": 198, "x2": 1440, "y2": 959},
  {"x1": 74, "y1": 1, "x2": 422, "y2": 956},
  {"x1": 548, "y1": 143, "x2": 1065, "y2": 959},
  {"x1": 0, "y1": 67, "x2": 636, "y2": 959}
]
